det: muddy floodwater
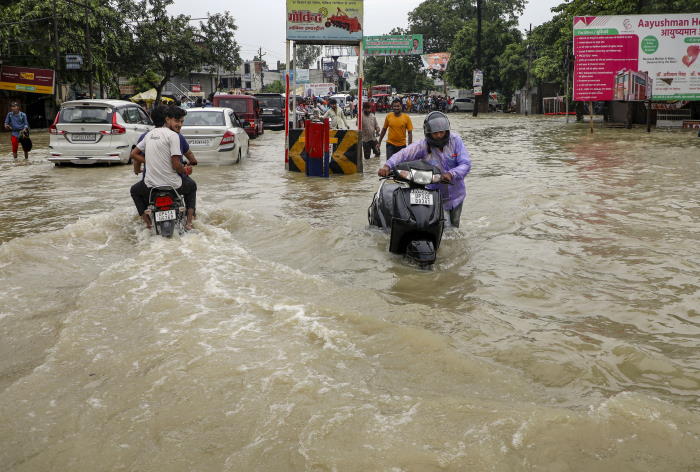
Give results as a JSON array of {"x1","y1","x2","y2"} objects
[{"x1": 1, "y1": 114, "x2": 699, "y2": 471}]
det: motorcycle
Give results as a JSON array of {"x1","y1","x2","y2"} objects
[
  {"x1": 146, "y1": 186, "x2": 187, "y2": 238},
  {"x1": 368, "y1": 161, "x2": 446, "y2": 268}
]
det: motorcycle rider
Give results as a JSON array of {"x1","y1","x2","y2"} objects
[
  {"x1": 130, "y1": 106, "x2": 197, "y2": 230},
  {"x1": 378, "y1": 112, "x2": 471, "y2": 227}
]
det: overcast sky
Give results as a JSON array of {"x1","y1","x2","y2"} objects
[{"x1": 169, "y1": 0, "x2": 563, "y2": 63}]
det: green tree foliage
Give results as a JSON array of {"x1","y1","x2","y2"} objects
[
  {"x1": 497, "y1": 42, "x2": 527, "y2": 106},
  {"x1": 365, "y1": 55, "x2": 434, "y2": 93},
  {"x1": 446, "y1": 18, "x2": 523, "y2": 95},
  {"x1": 199, "y1": 11, "x2": 241, "y2": 90},
  {"x1": 0, "y1": 0, "x2": 136, "y2": 98},
  {"x1": 408, "y1": 0, "x2": 526, "y2": 53},
  {"x1": 296, "y1": 45, "x2": 321, "y2": 69},
  {"x1": 261, "y1": 80, "x2": 284, "y2": 93}
]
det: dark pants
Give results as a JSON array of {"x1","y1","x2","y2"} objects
[
  {"x1": 130, "y1": 176, "x2": 197, "y2": 216},
  {"x1": 362, "y1": 140, "x2": 379, "y2": 159},
  {"x1": 445, "y1": 202, "x2": 463, "y2": 228},
  {"x1": 386, "y1": 143, "x2": 406, "y2": 159}
]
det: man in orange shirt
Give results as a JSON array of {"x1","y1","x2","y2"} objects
[{"x1": 378, "y1": 99, "x2": 413, "y2": 159}]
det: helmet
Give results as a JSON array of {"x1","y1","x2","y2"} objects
[{"x1": 423, "y1": 111, "x2": 450, "y2": 149}]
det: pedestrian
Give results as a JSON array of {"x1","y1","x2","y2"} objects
[
  {"x1": 4, "y1": 102, "x2": 30, "y2": 159},
  {"x1": 358, "y1": 104, "x2": 380, "y2": 160},
  {"x1": 378, "y1": 98, "x2": 413, "y2": 159},
  {"x1": 323, "y1": 98, "x2": 349, "y2": 130}
]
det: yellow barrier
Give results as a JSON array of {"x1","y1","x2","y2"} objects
[{"x1": 287, "y1": 128, "x2": 362, "y2": 174}]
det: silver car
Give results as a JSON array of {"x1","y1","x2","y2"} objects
[
  {"x1": 48, "y1": 99, "x2": 154, "y2": 165},
  {"x1": 450, "y1": 98, "x2": 475, "y2": 112},
  {"x1": 180, "y1": 108, "x2": 250, "y2": 165}
]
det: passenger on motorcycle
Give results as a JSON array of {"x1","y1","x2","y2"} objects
[
  {"x1": 378, "y1": 112, "x2": 472, "y2": 227},
  {"x1": 130, "y1": 106, "x2": 197, "y2": 231}
]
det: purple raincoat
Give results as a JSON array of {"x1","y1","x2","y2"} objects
[{"x1": 385, "y1": 132, "x2": 472, "y2": 210}]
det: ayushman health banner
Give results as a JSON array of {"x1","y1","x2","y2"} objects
[{"x1": 574, "y1": 13, "x2": 700, "y2": 101}]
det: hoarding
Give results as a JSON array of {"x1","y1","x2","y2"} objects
[
  {"x1": 290, "y1": 69, "x2": 310, "y2": 84},
  {"x1": 304, "y1": 83, "x2": 337, "y2": 97},
  {"x1": 573, "y1": 13, "x2": 700, "y2": 101},
  {"x1": 0, "y1": 66, "x2": 55, "y2": 94},
  {"x1": 363, "y1": 34, "x2": 423, "y2": 56},
  {"x1": 421, "y1": 53, "x2": 451, "y2": 72},
  {"x1": 286, "y1": 0, "x2": 363, "y2": 44}
]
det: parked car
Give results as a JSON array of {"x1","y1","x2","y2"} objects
[
  {"x1": 48, "y1": 99, "x2": 153, "y2": 165},
  {"x1": 180, "y1": 107, "x2": 249, "y2": 165},
  {"x1": 254, "y1": 93, "x2": 285, "y2": 129},
  {"x1": 211, "y1": 94, "x2": 264, "y2": 138},
  {"x1": 450, "y1": 98, "x2": 475, "y2": 112}
]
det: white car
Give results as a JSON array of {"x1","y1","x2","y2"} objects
[
  {"x1": 180, "y1": 107, "x2": 250, "y2": 165},
  {"x1": 450, "y1": 98, "x2": 475, "y2": 112},
  {"x1": 48, "y1": 99, "x2": 153, "y2": 165}
]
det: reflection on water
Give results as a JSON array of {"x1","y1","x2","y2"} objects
[{"x1": 1, "y1": 117, "x2": 700, "y2": 470}]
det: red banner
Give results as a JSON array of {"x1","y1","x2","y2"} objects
[{"x1": 0, "y1": 66, "x2": 55, "y2": 94}]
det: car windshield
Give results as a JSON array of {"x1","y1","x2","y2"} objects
[
  {"x1": 59, "y1": 106, "x2": 112, "y2": 124},
  {"x1": 257, "y1": 97, "x2": 283, "y2": 108},
  {"x1": 216, "y1": 99, "x2": 248, "y2": 113},
  {"x1": 183, "y1": 111, "x2": 226, "y2": 126}
]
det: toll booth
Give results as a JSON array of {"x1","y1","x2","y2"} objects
[{"x1": 284, "y1": 2, "x2": 365, "y2": 177}]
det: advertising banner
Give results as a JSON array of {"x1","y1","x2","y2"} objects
[
  {"x1": 290, "y1": 69, "x2": 310, "y2": 84},
  {"x1": 573, "y1": 13, "x2": 700, "y2": 101},
  {"x1": 421, "y1": 53, "x2": 451, "y2": 72},
  {"x1": 363, "y1": 34, "x2": 424, "y2": 56},
  {"x1": 473, "y1": 69, "x2": 483, "y2": 87},
  {"x1": 304, "y1": 83, "x2": 337, "y2": 97},
  {"x1": 0, "y1": 66, "x2": 55, "y2": 94},
  {"x1": 286, "y1": 0, "x2": 363, "y2": 44}
]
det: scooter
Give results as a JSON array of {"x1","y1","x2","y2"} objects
[
  {"x1": 368, "y1": 161, "x2": 446, "y2": 267},
  {"x1": 146, "y1": 187, "x2": 187, "y2": 238}
]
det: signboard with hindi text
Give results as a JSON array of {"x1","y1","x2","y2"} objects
[
  {"x1": 363, "y1": 34, "x2": 423, "y2": 56},
  {"x1": 573, "y1": 13, "x2": 700, "y2": 101},
  {"x1": 286, "y1": 0, "x2": 363, "y2": 44},
  {"x1": 0, "y1": 66, "x2": 55, "y2": 95}
]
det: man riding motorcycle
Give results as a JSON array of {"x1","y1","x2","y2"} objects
[
  {"x1": 130, "y1": 106, "x2": 197, "y2": 230},
  {"x1": 378, "y1": 112, "x2": 472, "y2": 227}
]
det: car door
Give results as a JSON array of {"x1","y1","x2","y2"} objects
[
  {"x1": 120, "y1": 107, "x2": 148, "y2": 145},
  {"x1": 231, "y1": 111, "x2": 249, "y2": 158}
]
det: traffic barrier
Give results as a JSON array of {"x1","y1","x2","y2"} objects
[{"x1": 287, "y1": 127, "x2": 362, "y2": 175}]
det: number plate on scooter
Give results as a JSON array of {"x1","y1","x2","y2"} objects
[
  {"x1": 410, "y1": 189, "x2": 433, "y2": 205},
  {"x1": 155, "y1": 210, "x2": 176, "y2": 222}
]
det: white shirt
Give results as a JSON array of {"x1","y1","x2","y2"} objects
[
  {"x1": 136, "y1": 127, "x2": 183, "y2": 189},
  {"x1": 323, "y1": 107, "x2": 349, "y2": 130}
]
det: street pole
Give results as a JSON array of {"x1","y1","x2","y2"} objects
[
  {"x1": 565, "y1": 41, "x2": 570, "y2": 123},
  {"x1": 53, "y1": 0, "x2": 61, "y2": 103},
  {"x1": 472, "y1": 0, "x2": 482, "y2": 117},
  {"x1": 85, "y1": 7, "x2": 93, "y2": 98},
  {"x1": 525, "y1": 23, "x2": 532, "y2": 116}
]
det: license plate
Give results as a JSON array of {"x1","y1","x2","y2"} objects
[
  {"x1": 72, "y1": 133, "x2": 96, "y2": 141},
  {"x1": 154, "y1": 210, "x2": 176, "y2": 222},
  {"x1": 262, "y1": 110, "x2": 273, "y2": 115},
  {"x1": 188, "y1": 138, "x2": 210, "y2": 145},
  {"x1": 410, "y1": 189, "x2": 433, "y2": 206}
]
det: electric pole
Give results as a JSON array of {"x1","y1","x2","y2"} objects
[
  {"x1": 525, "y1": 23, "x2": 532, "y2": 116},
  {"x1": 257, "y1": 46, "x2": 266, "y2": 90},
  {"x1": 472, "y1": 0, "x2": 482, "y2": 117}
]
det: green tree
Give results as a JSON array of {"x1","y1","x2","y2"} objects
[
  {"x1": 497, "y1": 42, "x2": 527, "y2": 106},
  {"x1": 446, "y1": 18, "x2": 523, "y2": 97},
  {"x1": 261, "y1": 80, "x2": 284, "y2": 93},
  {"x1": 365, "y1": 55, "x2": 434, "y2": 93},
  {"x1": 131, "y1": 0, "x2": 206, "y2": 102},
  {"x1": 0, "y1": 0, "x2": 136, "y2": 99},
  {"x1": 296, "y1": 45, "x2": 321, "y2": 69},
  {"x1": 408, "y1": 0, "x2": 526, "y2": 53},
  {"x1": 199, "y1": 12, "x2": 241, "y2": 92}
]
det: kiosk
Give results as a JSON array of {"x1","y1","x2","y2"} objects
[{"x1": 285, "y1": 1, "x2": 364, "y2": 177}]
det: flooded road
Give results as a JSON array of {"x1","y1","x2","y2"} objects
[{"x1": 1, "y1": 115, "x2": 699, "y2": 470}]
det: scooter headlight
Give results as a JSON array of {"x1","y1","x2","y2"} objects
[{"x1": 411, "y1": 169, "x2": 433, "y2": 185}]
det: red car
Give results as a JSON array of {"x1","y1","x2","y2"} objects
[{"x1": 212, "y1": 94, "x2": 264, "y2": 138}]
